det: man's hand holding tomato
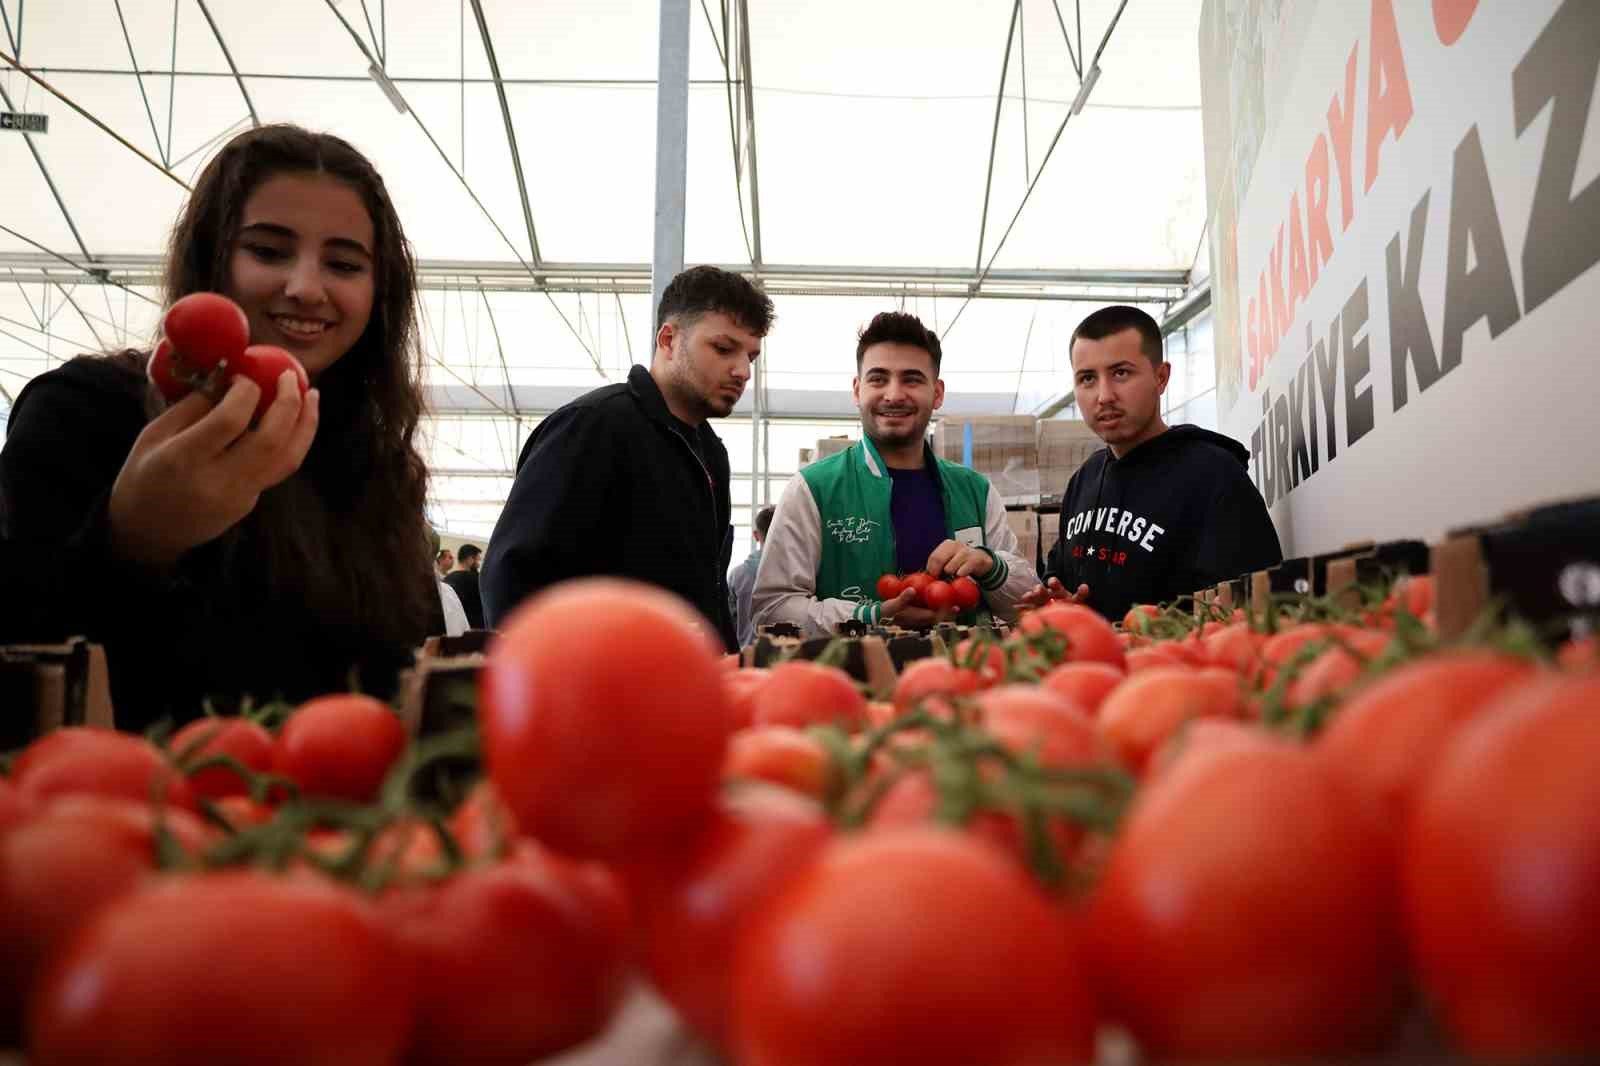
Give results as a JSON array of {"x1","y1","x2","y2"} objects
[{"x1": 876, "y1": 540, "x2": 995, "y2": 628}]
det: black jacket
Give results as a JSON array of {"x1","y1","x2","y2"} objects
[
  {"x1": 1045, "y1": 425, "x2": 1282, "y2": 622},
  {"x1": 0, "y1": 356, "x2": 434, "y2": 732},
  {"x1": 482, "y1": 365, "x2": 738, "y2": 650},
  {"x1": 442, "y1": 568, "x2": 485, "y2": 629}
]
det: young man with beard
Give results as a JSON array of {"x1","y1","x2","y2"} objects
[
  {"x1": 483, "y1": 266, "x2": 772, "y2": 651},
  {"x1": 1025, "y1": 305, "x2": 1281, "y2": 621},
  {"x1": 752, "y1": 311, "x2": 1038, "y2": 635}
]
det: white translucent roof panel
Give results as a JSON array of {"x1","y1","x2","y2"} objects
[{"x1": 1, "y1": 0, "x2": 1208, "y2": 431}]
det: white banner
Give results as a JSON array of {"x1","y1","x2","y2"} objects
[{"x1": 1200, "y1": 0, "x2": 1600, "y2": 555}]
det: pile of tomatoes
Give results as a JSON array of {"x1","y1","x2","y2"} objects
[
  {"x1": 4, "y1": 573, "x2": 1597, "y2": 1064},
  {"x1": 875, "y1": 569, "x2": 981, "y2": 613},
  {"x1": 148, "y1": 292, "x2": 309, "y2": 419},
  {"x1": 1, "y1": 693, "x2": 627, "y2": 1064}
]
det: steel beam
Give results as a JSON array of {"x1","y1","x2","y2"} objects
[
  {"x1": 0, "y1": 253, "x2": 1187, "y2": 300},
  {"x1": 194, "y1": 0, "x2": 260, "y2": 127},
  {"x1": 467, "y1": 0, "x2": 543, "y2": 269},
  {"x1": 652, "y1": 0, "x2": 692, "y2": 316},
  {"x1": 975, "y1": 1, "x2": 1022, "y2": 276},
  {"x1": 735, "y1": 0, "x2": 762, "y2": 266}
]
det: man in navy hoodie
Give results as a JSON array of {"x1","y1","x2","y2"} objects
[{"x1": 1028, "y1": 305, "x2": 1281, "y2": 622}]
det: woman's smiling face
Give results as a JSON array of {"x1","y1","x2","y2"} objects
[{"x1": 226, "y1": 172, "x2": 376, "y2": 379}]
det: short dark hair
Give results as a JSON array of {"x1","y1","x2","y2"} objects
[
  {"x1": 457, "y1": 544, "x2": 481, "y2": 563},
  {"x1": 855, "y1": 311, "x2": 942, "y2": 374},
  {"x1": 754, "y1": 505, "x2": 776, "y2": 538},
  {"x1": 1071, "y1": 305, "x2": 1164, "y2": 365},
  {"x1": 656, "y1": 265, "x2": 775, "y2": 336}
]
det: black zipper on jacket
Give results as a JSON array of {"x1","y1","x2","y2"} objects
[{"x1": 666, "y1": 425, "x2": 717, "y2": 516}]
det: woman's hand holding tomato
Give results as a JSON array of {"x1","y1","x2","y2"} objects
[{"x1": 109, "y1": 371, "x2": 318, "y2": 567}]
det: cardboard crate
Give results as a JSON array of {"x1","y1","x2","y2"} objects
[
  {"x1": 1036, "y1": 419, "x2": 1103, "y2": 497},
  {"x1": 0, "y1": 638, "x2": 114, "y2": 750},
  {"x1": 1037, "y1": 511, "x2": 1061, "y2": 564},
  {"x1": 1433, "y1": 496, "x2": 1599, "y2": 642},
  {"x1": 934, "y1": 415, "x2": 1041, "y2": 503},
  {"x1": 814, "y1": 435, "x2": 853, "y2": 459},
  {"x1": 1006, "y1": 508, "x2": 1039, "y2": 567},
  {"x1": 744, "y1": 632, "x2": 899, "y2": 699}
]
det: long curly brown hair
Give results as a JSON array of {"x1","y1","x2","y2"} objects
[{"x1": 146, "y1": 124, "x2": 436, "y2": 646}]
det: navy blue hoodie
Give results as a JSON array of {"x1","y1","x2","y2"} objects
[{"x1": 1044, "y1": 425, "x2": 1282, "y2": 622}]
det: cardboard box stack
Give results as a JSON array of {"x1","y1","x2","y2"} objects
[
  {"x1": 932, "y1": 415, "x2": 1040, "y2": 504},
  {"x1": 1005, "y1": 509, "x2": 1039, "y2": 566},
  {"x1": 1036, "y1": 418, "x2": 1103, "y2": 501},
  {"x1": 814, "y1": 435, "x2": 853, "y2": 460},
  {"x1": 1037, "y1": 510, "x2": 1061, "y2": 568}
]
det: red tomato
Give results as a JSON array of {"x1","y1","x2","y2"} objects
[
  {"x1": 751, "y1": 660, "x2": 867, "y2": 730},
  {"x1": 211, "y1": 794, "x2": 274, "y2": 832},
  {"x1": 891, "y1": 657, "x2": 984, "y2": 715},
  {"x1": 875, "y1": 573, "x2": 905, "y2": 601},
  {"x1": 30, "y1": 870, "x2": 412, "y2": 1065},
  {"x1": 161, "y1": 292, "x2": 250, "y2": 372},
  {"x1": 732, "y1": 828, "x2": 1097, "y2": 1066},
  {"x1": 952, "y1": 637, "x2": 1006, "y2": 685},
  {"x1": 1404, "y1": 676, "x2": 1600, "y2": 1057},
  {"x1": 723, "y1": 726, "x2": 835, "y2": 801},
  {"x1": 1147, "y1": 717, "x2": 1285, "y2": 782},
  {"x1": 228, "y1": 344, "x2": 309, "y2": 421},
  {"x1": 1124, "y1": 643, "x2": 1192, "y2": 673},
  {"x1": 273, "y1": 694, "x2": 406, "y2": 803},
  {"x1": 1201, "y1": 621, "x2": 1262, "y2": 674},
  {"x1": 921, "y1": 579, "x2": 955, "y2": 612},
  {"x1": 1122, "y1": 604, "x2": 1160, "y2": 632},
  {"x1": 1097, "y1": 666, "x2": 1243, "y2": 775},
  {"x1": 900, "y1": 571, "x2": 934, "y2": 606},
  {"x1": 146, "y1": 338, "x2": 192, "y2": 403},
  {"x1": 0, "y1": 778, "x2": 29, "y2": 835},
  {"x1": 0, "y1": 797, "x2": 212, "y2": 1040},
  {"x1": 1017, "y1": 603, "x2": 1126, "y2": 670},
  {"x1": 949, "y1": 575, "x2": 981, "y2": 611},
  {"x1": 1284, "y1": 628, "x2": 1391, "y2": 711},
  {"x1": 633, "y1": 786, "x2": 830, "y2": 1050},
  {"x1": 16, "y1": 730, "x2": 194, "y2": 811},
  {"x1": 1254, "y1": 622, "x2": 1351, "y2": 690},
  {"x1": 169, "y1": 717, "x2": 275, "y2": 801},
  {"x1": 1395, "y1": 573, "x2": 1434, "y2": 617},
  {"x1": 480, "y1": 578, "x2": 729, "y2": 860},
  {"x1": 380, "y1": 844, "x2": 630, "y2": 1064},
  {"x1": 1039, "y1": 661, "x2": 1125, "y2": 716},
  {"x1": 721, "y1": 668, "x2": 772, "y2": 732},
  {"x1": 449, "y1": 780, "x2": 519, "y2": 860},
  {"x1": 1088, "y1": 746, "x2": 1406, "y2": 1059},
  {"x1": 864, "y1": 699, "x2": 897, "y2": 727},
  {"x1": 11, "y1": 727, "x2": 125, "y2": 782},
  {"x1": 1315, "y1": 651, "x2": 1535, "y2": 825},
  {"x1": 976, "y1": 685, "x2": 1101, "y2": 767}
]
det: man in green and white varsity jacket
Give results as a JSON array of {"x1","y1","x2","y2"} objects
[{"x1": 751, "y1": 312, "x2": 1038, "y2": 637}]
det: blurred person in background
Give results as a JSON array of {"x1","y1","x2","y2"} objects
[
  {"x1": 444, "y1": 543, "x2": 485, "y2": 630},
  {"x1": 728, "y1": 505, "x2": 774, "y2": 648}
]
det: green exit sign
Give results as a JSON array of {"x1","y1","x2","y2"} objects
[{"x1": 1, "y1": 112, "x2": 49, "y2": 134}]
